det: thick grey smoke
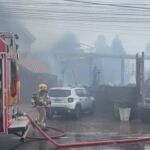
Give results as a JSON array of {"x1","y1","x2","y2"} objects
[{"x1": 30, "y1": 32, "x2": 134, "y2": 87}]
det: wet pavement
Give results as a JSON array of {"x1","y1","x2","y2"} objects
[{"x1": 2, "y1": 106, "x2": 150, "y2": 150}]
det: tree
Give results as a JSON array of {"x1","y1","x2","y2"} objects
[
  {"x1": 110, "y1": 35, "x2": 126, "y2": 54},
  {"x1": 95, "y1": 35, "x2": 110, "y2": 54}
]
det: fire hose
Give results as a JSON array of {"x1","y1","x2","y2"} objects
[
  {"x1": 15, "y1": 125, "x2": 65, "y2": 140},
  {"x1": 26, "y1": 114, "x2": 150, "y2": 149}
]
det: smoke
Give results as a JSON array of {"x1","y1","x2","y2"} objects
[{"x1": 29, "y1": 33, "x2": 137, "y2": 87}]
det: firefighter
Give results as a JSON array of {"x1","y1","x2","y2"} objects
[{"x1": 35, "y1": 83, "x2": 51, "y2": 129}]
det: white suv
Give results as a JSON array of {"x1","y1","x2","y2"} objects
[{"x1": 48, "y1": 87, "x2": 95, "y2": 119}]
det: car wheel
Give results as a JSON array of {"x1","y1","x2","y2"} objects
[{"x1": 74, "y1": 105, "x2": 81, "y2": 119}]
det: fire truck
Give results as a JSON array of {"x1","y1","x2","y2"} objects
[{"x1": 0, "y1": 32, "x2": 29, "y2": 139}]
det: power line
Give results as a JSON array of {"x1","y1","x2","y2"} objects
[
  {"x1": 1, "y1": 1, "x2": 150, "y2": 20},
  {"x1": 1, "y1": 7, "x2": 150, "y2": 22},
  {"x1": 64, "y1": 0, "x2": 150, "y2": 10},
  {"x1": 1, "y1": 1, "x2": 150, "y2": 32},
  {"x1": 2, "y1": 8, "x2": 150, "y2": 17},
  {"x1": 1, "y1": 16, "x2": 150, "y2": 36}
]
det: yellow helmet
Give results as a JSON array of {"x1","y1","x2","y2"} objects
[{"x1": 38, "y1": 83, "x2": 47, "y2": 91}]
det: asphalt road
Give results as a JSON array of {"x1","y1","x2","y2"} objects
[{"x1": 1, "y1": 109, "x2": 150, "y2": 150}]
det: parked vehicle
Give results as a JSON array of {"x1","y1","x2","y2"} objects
[{"x1": 48, "y1": 87, "x2": 95, "y2": 119}]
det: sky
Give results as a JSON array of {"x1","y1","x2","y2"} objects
[{"x1": 2, "y1": 0, "x2": 150, "y2": 54}]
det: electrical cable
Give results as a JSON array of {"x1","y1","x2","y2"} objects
[
  {"x1": 2, "y1": 0, "x2": 150, "y2": 27},
  {"x1": 64, "y1": 0, "x2": 150, "y2": 10}
]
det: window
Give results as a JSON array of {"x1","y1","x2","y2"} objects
[{"x1": 49, "y1": 89, "x2": 71, "y2": 97}]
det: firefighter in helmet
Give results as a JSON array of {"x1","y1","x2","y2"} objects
[{"x1": 34, "y1": 83, "x2": 51, "y2": 129}]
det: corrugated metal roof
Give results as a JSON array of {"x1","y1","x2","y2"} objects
[{"x1": 19, "y1": 59, "x2": 49, "y2": 74}]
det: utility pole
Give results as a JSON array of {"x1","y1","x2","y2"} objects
[
  {"x1": 136, "y1": 52, "x2": 145, "y2": 106},
  {"x1": 121, "y1": 58, "x2": 125, "y2": 85},
  {"x1": 88, "y1": 55, "x2": 93, "y2": 86}
]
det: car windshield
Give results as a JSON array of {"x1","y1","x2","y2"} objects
[{"x1": 49, "y1": 89, "x2": 71, "y2": 97}]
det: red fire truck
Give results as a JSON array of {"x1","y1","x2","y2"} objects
[{"x1": 0, "y1": 32, "x2": 29, "y2": 138}]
